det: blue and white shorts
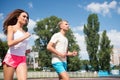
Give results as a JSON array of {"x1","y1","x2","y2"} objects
[{"x1": 52, "y1": 62, "x2": 67, "y2": 74}]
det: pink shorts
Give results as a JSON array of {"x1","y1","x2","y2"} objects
[{"x1": 3, "y1": 53, "x2": 26, "y2": 68}]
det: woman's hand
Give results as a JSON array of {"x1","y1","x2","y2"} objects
[{"x1": 24, "y1": 32, "x2": 31, "y2": 38}]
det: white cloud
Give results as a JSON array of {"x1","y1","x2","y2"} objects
[
  {"x1": 72, "y1": 25, "x2": 89, "y2": 60},
  {"x1": 74, "y1": 33, "x2": 89, "y2": 60},
  {"x1": 27, "y1": 19, "x2": 39, "y2": 47},
  {"x1": 28, "y1": 2, "x2": 33, "y2": 8},
  {"x1": 27, "y1": 33, "x2": 39, "y2": 48},
  {"x1": 72, "y1": 25, "x2": 84, "y2": 32},
  {"x1": 117, "y1": 7, "x2": 120, "y2": 14},
  {"x1": 107, "y1": 30, "x2": 120, "y2": 48},
  {"x1": 109, "y1": 1, "x2": 117, "y2": 8},
  {"x1": 0, "y1": 33, "x2": 6, "y2": 40},
  {"x1": 27, "y1": 19, "x2": 36, "y2": 32},
  {"x1": 0, "y1": 13, "x2": 4, "y2": 20},
  {"x1": 86, "y1": 1, "x2": 117, "y2": 16},
  {"x1": 31, "y1": 34, "x2": 39, "y2": 40},
  {"x1": 73, "y1": 28, "x2": 120, "y2": 60}
]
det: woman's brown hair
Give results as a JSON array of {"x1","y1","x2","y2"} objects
[{"x1": 3, "y1": 9, "x2": 29, "y2": 35}]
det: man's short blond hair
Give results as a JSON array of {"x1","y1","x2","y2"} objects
[{"x1": 57, "y1": 20, "x2": 68, "y2": 28}]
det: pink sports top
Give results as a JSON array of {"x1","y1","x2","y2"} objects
[{"x1": 7, "y1": 30, "x2": 28, "y2": 56}]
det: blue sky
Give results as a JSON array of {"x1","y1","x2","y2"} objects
[{"x1": 0, "y1": 0, "x2": 120, "y2": 60}]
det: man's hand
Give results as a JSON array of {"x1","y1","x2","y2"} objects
[{"x1": 72, "y1": 51, "x2": 77, "y2": 56}]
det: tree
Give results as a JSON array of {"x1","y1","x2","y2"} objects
[
  {"x1": 0, "y1": 39, "x2": 8, "y2": 64},
  {"x1": 34, "y1": 16, "x2": 61, "y2": 68},
  {"x1": 98, "y1": 30, "x2": 113, "y2": 72},
  {"x1": 34, "y1": 16, "x2": 80, "y2": 71},
  {"x1": 23, "y1": 24, "x2": 28, "y2": 32},
  {"x1": 80, "y1": 60, "x2": 90, "y2": 71},
  {"x1": 66, "y1": 27, "x2": 81, "y2": 71},
  {"x1": 84, "y1": 14, "x2": 100, "y2": 71}
]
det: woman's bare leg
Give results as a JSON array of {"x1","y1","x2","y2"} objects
[
  {"x1": 3, "y1": 64, "x2": 15, "y2": 80},
  {"x1": 16, "y1": 63, "x2": 27, "y2": 80}
]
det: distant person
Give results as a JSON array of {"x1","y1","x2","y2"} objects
[
  {"x1": 2, "y1": 9, "x2": 30, "y2": 80},
  {"x1": 47, "y1": 20, "x2": 77, "y2": 80}
]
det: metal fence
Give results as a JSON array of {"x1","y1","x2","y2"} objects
[{"x1": 0, "y1": 71, "x2": 98, "y2": 79}]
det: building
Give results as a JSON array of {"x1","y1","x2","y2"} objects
[
  {"x1": 26, "y1": 49, "x2": 39, "y2": 69},
  {"x1": 111, "y1": 48, "x2": 120, "y2": 66}
]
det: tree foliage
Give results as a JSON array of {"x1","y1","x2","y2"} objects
[
  {"x1": 98, "y1": 30, "x2": 113, "y2": 71},
  {"x1": 0, "y1": 39, "x2": 8, "y2": 63},
  {"x1": 33, "y1": 16, "x2": 61, "y2": 68},
  {"x1": 84, "y1": 13, "x2": 113, "y2": 72},
  {"x1": 33, "y1": 16, "x2": 80, "y2": 71},
  {"x1": 23, "y1": 25, "x2": 28, "y2": 32},
  {"x1": 66, "y1": 29, "x2": 81, "y2": 71},
  {"x1": 84, "y1": 14, "x2": 100, "y2": 71}
]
